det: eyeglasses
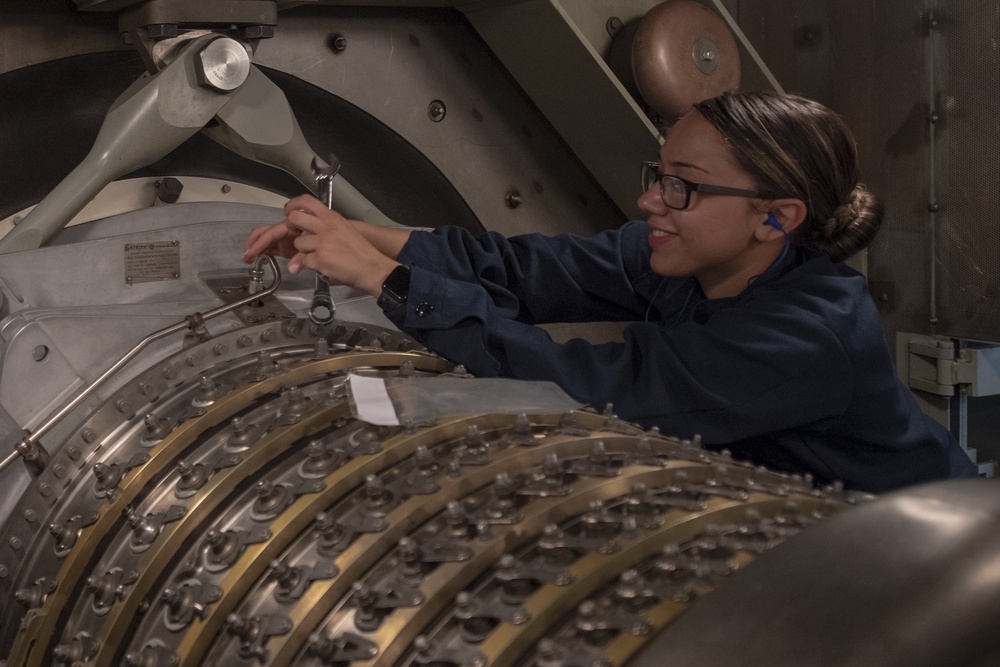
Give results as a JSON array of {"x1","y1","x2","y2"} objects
[{"x1": 641, "y1": 161, "x2": 765, "y2": 210}]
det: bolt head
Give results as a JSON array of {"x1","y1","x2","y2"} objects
[{"x1": 196, "y1": 37, "x2": 251, "y2": 92}]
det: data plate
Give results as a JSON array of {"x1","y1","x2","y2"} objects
[{"x1": 124, "y1": 241, "x2": 180, "y2": 284}]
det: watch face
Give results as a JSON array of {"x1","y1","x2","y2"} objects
[{"x1": 378, "y1": 265, "x2": 411, "y2": 310}]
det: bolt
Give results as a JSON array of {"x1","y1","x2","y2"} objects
[
  {"x1": 428, "y1": 100, "x2": 446, "y2": 122},
  {"x1": 206, "y1": 529, "x2": 226, "y2": 549},
  {"x1": 328, "y1": 33, "x2": 347, "y2": 52},
  {"x1": 94, "y1": 463, "x2": 113, "y2": 483},
  {"x1": 221, "y1": 184, "x2": 232, "y2": 194},
  {"x1": 237, "y1": 334, "x2": 253, "y2": 348},
  {"x1": 505, "y1": 190, "x2": 522, "y2": 209},
  {"x1": 195, "y1": 37, "x2": 251, "y2": 92}
]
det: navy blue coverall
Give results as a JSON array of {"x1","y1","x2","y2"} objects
[{"x1": 384, "y1": 220, "x2": 977, "y2": 493}]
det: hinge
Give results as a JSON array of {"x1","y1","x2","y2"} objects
[{"x1": 907, "y1": 335, "x2": 1000, "y2": 397}]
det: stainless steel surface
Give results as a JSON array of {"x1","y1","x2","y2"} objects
[
  {"x1": 0, "y1": 255, "x2": 281, "y2": 478},
  {"x1": 630, "y1": 478, "x2": 1000, "y2": 667}
]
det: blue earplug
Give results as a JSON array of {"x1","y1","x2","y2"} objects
[{"x1": 765, "y1": 213, "x2": 783, "y2": 231}]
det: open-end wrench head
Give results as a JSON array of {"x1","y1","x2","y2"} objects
[{"x1": 310, "y1": 153, "x2": 342, "y2": 178}]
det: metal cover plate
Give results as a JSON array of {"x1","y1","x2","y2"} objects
[{"x1": 124, "y1": 241, "x2": 180, "y2": 284}]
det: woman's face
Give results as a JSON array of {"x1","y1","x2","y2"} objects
[{"x1": 638, "y1": 110, "x2": 771, "y2": 298}]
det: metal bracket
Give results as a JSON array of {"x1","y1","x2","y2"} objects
[{"x1": 906, "y1": 335, "x2": 1000, "y2": 397}]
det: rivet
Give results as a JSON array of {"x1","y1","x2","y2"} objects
[
  {"x1": 261, "y1": 329, "x2": 276, "y2": 342},
  {"x1": 221, "y1": 184, "x2": 232, "y2": 194},
  {"x1": 163, "y1": 366, "x2": 178, "y2": 380},
  {"x1": 67, "y1": 447, "x2": 82, "y2": 460},
  {"x1": 238, "y1": 335, "x2": 253, "y2": 348},
  {"x1": 138, "y1": 382, "x2": 154, "y2": 396},
  {"x1": 0, "y1": 564, "x2": 8, "y2": 578},
  {"x1": 39, "y1": 483, "x2": 53, "y2": 497},
  {"x1": 116, "y1": 399, "x2": 131, "y2": 414},
  {"x1": 214, "y1": 343, "x2": 228, "y2": 355},
  {"x1": 428, "y1": 100, "x2": 446, "y2": 122},
  {"x1": 81, "y1": 429, "x2": 97, "y2": 444},
  {"x1": 505, "y1": 190, "x2": 522, "y2": 208},
  {"x1": 24, "y1": 509, "x2": 37, "y2": 522},
  {"x1": 53, "y1": 464, "x2": 67, "y2": 478},
  {"x1": 186, "y1": 353, "x2": 201, "y2": 367},
  {"x1": 9, "y1": 536, "x2": 22, "y2": 550}
]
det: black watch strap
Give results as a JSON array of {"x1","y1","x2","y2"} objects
[{"x1": 377, "y1": 265, "x2": 411, "y2": 311}]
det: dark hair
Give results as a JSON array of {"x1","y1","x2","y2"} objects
[{"x1": 693, "y1": 91, "x2": 883, "y2": 261}]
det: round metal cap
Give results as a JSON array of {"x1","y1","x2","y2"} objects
[
  {"x1": 196, "y1": 37, "x2": 251, "y2": 92},
  {"x1": 632, "y1": 0, "x2": 741, "y2": 121}
]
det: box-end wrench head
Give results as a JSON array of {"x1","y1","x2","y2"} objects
[{"x1": 308, "y1": 152, "x2": 341, "y2": 325}]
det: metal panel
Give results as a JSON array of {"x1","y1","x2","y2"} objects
[
  {"x1": 460, "y1": 0, "x2": 662, "y2": 221},
  {"x1": 934, "y1": 3, "x2": 1000, "y2": 342}
]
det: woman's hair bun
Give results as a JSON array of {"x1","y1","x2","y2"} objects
[{"x1": 810, "y1": 184, "x2": 884, "y2": 262}]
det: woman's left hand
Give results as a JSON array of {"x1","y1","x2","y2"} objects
[{"x1": 278, "y1": 194, "x2": 399, "y2": 296}]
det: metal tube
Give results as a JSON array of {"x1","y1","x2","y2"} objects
[
  {"x1": 925, "y1": 9, "x2": 940, "y2": 328},
  {"x1": 0, "y1": 255, "x2": 281, "y2": 475},
  {"x1": 0, "y1": 448, "x2": 19, "y2": 475}
]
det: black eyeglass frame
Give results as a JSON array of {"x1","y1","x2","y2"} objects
[{"x1": 641, "y1": 161, "x2": 766, "y2": 210}]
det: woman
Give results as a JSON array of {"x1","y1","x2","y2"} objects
[{"x1": 243, "y1": 91, "x2": 976, "y2": 493}]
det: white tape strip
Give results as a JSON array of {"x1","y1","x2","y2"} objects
[{"x1": 347, "y1": 374, "x2": 400, "y2": 426}]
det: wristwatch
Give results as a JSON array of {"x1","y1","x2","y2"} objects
[{"x1": 377, "y1": 265, "x2": 411, "y2": 311}]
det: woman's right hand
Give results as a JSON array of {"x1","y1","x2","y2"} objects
[{"x1": 242, "y1": 220, "x2": 301, "y2": 263}]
